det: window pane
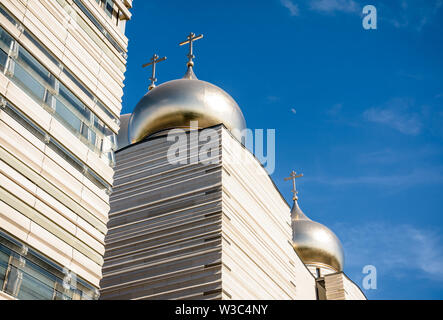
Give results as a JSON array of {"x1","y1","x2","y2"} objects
[
  {"x1": 48, "y1": 138, "x2": 84, "y2": 173},
  {"x1": 44, "y1": 91, "x2": 54, "y2": 107},
  {"x1": 58, "y1": 83, "x2": 90, "y2": 120},
  {"x1": 4, "y1": 265, "x2": 21, "y2": 296},
  {"x1": 17, "y1": 272, "x2": 54, "y2": 300},
  {"x1": 89, "y1": 129, "x2": 97, "y2": 146},
  {"x1": 63, "y1": 69, "x2": 94, "y2": 100},
  {"x1": 0, "y1": 248, "x2": 9, "y2": 290},
  {"x1": 23, "y1": 30, "x2": 58, "y2": 66},
  {"x1": 72, "y1": 0, "x2": 125, "y2": 55},
  {"x1": 17, "y1": 47, "x2": 54, "y2": 88},
  {"x1": 13, "y1": 63, "x2": 46, "y2": 101},
  {"x1": 4, "y1": 103, "x2": 46, "y2": 141},
  {"x1": 105, "y1": 0, "x2": 113, "y2": 17},
  {"x1": 55, "y1": 99, "x2": 82, "y2": 131},
  {"x1": 0, "y1": 27, "x2": 13, "y2": 52},
  {"x1": 53, "y1": 289, "x2": 72, "y2": 300},
  {"x1": 97, "y1": 100, "x2": 117, "y2": 123},
  {"x1": 0, "y1": 5, "x2": 16, "y2": 25},
  {"x1": 0, "y1": 47, "x2": 7, "y2": 72},
  {"x1": 85, "y1": 168, "x2": 107, "y2": 190},
  {"x1": 94, "y1": 115, "x2": 106, "y2": 134}
]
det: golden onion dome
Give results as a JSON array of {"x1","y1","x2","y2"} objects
[
  {"x1": 291, "y1": 199, "x2": 344, "y2": 272},
  {"x1": 128, "y1": 66, "x2": 246, "y2": 144}
]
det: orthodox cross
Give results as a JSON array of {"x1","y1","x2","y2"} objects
[
  {"x1": 142, "y1": 53, "x2": 167, "y2": 90},
  {"x1": 284, "y1": 171, "x2": 303, "y2": 201},
  {"x1": 179, "y1": 32, "x2": 203, "y2": 67}
]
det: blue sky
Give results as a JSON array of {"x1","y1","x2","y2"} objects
[{"x1": 121, "y1": 0, "x2": 443, "y2": 299}]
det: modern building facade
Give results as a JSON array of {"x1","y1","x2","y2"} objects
[
  {"x1": 102, "y1": 124, "x2": 365, "y2": 300},
  {"x1": 101, "y1": 125, "x2": 318, "y2": 299},
  {"x1": 0, "y1": 0, "x2": 131, "y2": 300}
]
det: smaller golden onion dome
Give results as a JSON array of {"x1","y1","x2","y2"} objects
[
  {"x1": 128, "y1": 66, "x2": 246, "y2": 144},
  {"x1": 291, "y1": 199, "x2": 345, "y2": 272}
]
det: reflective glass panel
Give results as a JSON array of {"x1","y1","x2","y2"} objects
[
  {"x1": 58, "y1": 83, "x2": 90, "y2": 120},
  {"x1": 0, "y1": 27, "x2": 13, "y2": 51},
  {"x1": 55, "y1": 99, "x2": 82, "y2": 132},
  {"x1": 0, "y1": 248, "x2": 9, "y2": 290},
  {"x1": 17, "y1": 47, "x2": 54, "y2": 88},
  {"x1": 0, "y1": 230, "x2": 99, "y2": 300},
  {"x1": 0, "y1": 47, "x2": 7, "y2": 72},
  {"x1": 13, "y1": 62, "x2": 46, "y2": 101},
  {"x1": 17, "y1": 272, "x2": 54, "y2": 300}
]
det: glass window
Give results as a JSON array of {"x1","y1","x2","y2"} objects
[
  {"x1": 0, "y1": 3, "x2": 123, "y2": 130},
  {"x1": 17, "y1": 47, "x2": 54, "y2": 87},
  {"x1": 58, "y1": 83, "x2": 90, "y2": 121},
  {"x1": 53, "y1": 287, "x2": 72, "y2": 300},
  {"x1": 0, "y1": 230, "x2": 99, "y2": 300},
  {"x1": 3, "y1": 265, "x2": 20, "y2": 296},
  {"x1": 106, "y1": 149, "x2": 116, "y2": 167},
  {"x1": 13, "y1": 62, "x2": 46, "y2": 102},
  {"x1": 0, "y1": 47, "x2": 7, "y2": 72},
  {"x1": 0, "y1": 7, "x2": 17, "y2": 24},
  {"x1": 25, "y1": 250, "x2": 64, "y2": 282},
  {"x1": 94, "y1": 115, "x2": 106, "y2": 134},
  {"x1": 63, "y1": 69, "x2": 94, "y2": 101},
  {"x1": 97, "y1": 100, "x2": 118, "y2": 124},
  {"x1": 0, "y1": 27, "x2": 13, "y2": 53},
  {"x1": 23, "y1": 30, "x2": 58, "y2": 66},
  {"x1": 105, "y1": 0, "x2": 114, "y2": 17},
  {"x1": 3, "y1": 103, "x2": 46, "y2": 141},
  {"x1": 48, "y1": 138, "x2": 89, "y2": 178},
  {"x1": 55, "y1": 98, "x2": 82, "y2": 132},
  {"x1": 0, "y1": 5, "x2": 16, "y2": 25},
  {"x1": 89, "y1": 129, "x2": 97, "y2": 146},
  {"x1": 19, "y1": 257, "x2": 58, "y2": 298},
  {"x1": 81, "y1": 122, "x2": 88, "y2": 139},
  {"x1": 73, "y1": 0, "x2": 125, "y2": 55},
  {"x1": 44, "y1": 91, "x2": 55, "y2": 109},
  {"x1": 17, "y1": 271, "x2": 54, "y2": 300},
  {"x1": 85, "y1": 168, "x2": 108, "y2": 191},
  {"x1": 0, "y1": 248, "x2": 9, "y2": 290}
]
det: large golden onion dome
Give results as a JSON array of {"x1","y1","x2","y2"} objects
[
  {"x1": 291, "y1": 199, "x2": 345, "y2": 272},
  {"x1": 128, "y1": 66, "x2": 246, "y2": 144}
]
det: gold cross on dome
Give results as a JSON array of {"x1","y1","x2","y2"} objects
[
  {"x1": 284, "y1": 171, "x2": 303, "y2": 201},
  {"x1": 179, "y1": 32, "x2": 204, "y2": 67},
  {"x1": 142, "y1": 53, "x2": 167, "y2": 90}
]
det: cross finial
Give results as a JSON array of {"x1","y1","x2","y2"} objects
[
  {"x1": 142, "y1": 53, "x2": 167, "y2": 90},
  {"x1": 179, "y1": 32, "x2": 203, "y2": 68},
  {"x1": 284, "y1": 170, "x2": 303, "y2": 201}
]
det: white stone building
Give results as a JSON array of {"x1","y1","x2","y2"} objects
[{"x1": 0, "y1": 0, "x2": 131, "y2": 300}]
